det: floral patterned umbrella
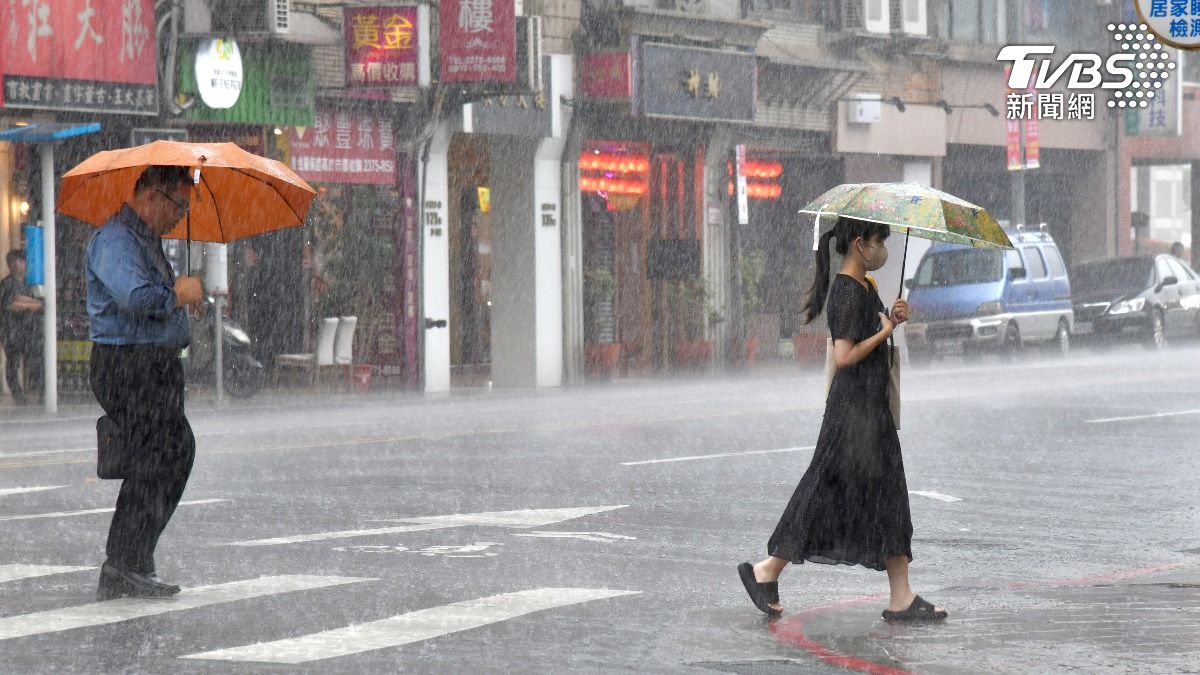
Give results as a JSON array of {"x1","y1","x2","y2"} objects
[
  {"x1": 799, "y1": 182, "x2": 1014, "y2": 298},
  {"x1": 799, "y1": 182, "x2": 1013, "y2": 251}
]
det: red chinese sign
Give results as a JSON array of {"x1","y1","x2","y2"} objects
[
  {"x1": 439, "y1": 0, "x2": 515, "y2": 83},
  {"x1": 343, "y1": 6, "x2": 419, "y2": 87},
  {"x1": 0, "y1": 0, "x2": 158, "y2": 113},
  {"x1": 289, "y1": 109, "x2": 397, "y2": 185},
  {"x1": 581, "y1": 53, "x2": 631, "y2": 98}
]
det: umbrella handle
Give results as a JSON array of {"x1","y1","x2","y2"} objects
[
  {"x1": 812, "y1": 204, "x2": 826, "y2": 252},
  {"x1": 898, "y1": 230, "x2": 909, "y2": 300}
]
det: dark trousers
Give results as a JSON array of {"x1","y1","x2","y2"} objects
[
  {"x1": 90, "y1": 344, "x2": 195, "y2": 573},
  {"x1": 3, "y1": 335, "x2": 42, "y2": 397}
]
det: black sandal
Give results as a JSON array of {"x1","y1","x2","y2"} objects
[
  {"x1": 738, "y1": 562, "x2": 782, "y2": 617},
  {"x1": 881, "y1": 595, "x2": 948, "y2": 623}
]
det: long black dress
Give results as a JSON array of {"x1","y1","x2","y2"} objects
[{"x1": 768, "y1": 274, "x2": 912, "y2": 571}]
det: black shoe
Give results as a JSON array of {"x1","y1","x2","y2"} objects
[{"x1": 97, "y1": 562, "x2": 181, "y2": 599}]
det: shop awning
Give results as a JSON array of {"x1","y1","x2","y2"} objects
[{"x1": 0, "y1": 122, "x2": 101, "y2": 142}]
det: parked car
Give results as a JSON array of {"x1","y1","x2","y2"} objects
[
  {"x1": 1071, "y1": 255, "x2": 1200, "y2": 349},
  {"x1": 905, "y1": 226, "x2": 1073, "y2": 363}
]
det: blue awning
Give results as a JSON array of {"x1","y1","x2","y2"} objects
[{"x1": 0, "y1": 122, "x2": 101, "y2": 143}]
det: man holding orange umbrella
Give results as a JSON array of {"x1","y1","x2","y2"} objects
[{"x1": 86, "y1": 165, "x2": 204, "y2": 599}]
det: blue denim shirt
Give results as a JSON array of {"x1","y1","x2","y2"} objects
[{"x1": 86, "y1": 205, "x2": 190, "y2": 348}]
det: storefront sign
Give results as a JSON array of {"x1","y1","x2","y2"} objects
[
  {"x1": 635, "y1": 43, "x2": 756, "y2": 122},
  {"x1": 1024, "y1": 71, "x2": 1039, "y2": 169},
  {"x1": 734, "y1": 145, "x2": 749, "y2": 225},
  {"x1": 470, "y1": 56, "x2": 553, "y2": 136},
  {"x1": 582, "y1": 52, "x2": 632, "y2": 98},
  {"x1": 344, "y1": 6, "x2": 419, "y2": 87},
  {"x1": 195, "y1": 39, "x2": 243, "y2": 109},
  {"x1": 289, "y1": 109, "x2": 397, "y2": 185},
  {"x1": 0, "y1": 0, "x2": 157, "y2": 114},
  {"x1": 439, "y1": 0, "x2": 516, "y2": 83},
  {"x1": 130, "y1": 128, "x2": 187, "y2": 146}
]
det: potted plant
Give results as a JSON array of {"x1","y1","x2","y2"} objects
[
  {"x1": 672, "y1": 277, "x2": 721, "y2": 371},
  {"x1": 584, "y1": 268, "x2": 621, "y2": 378}
]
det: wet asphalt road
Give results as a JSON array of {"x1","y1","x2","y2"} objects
[{"x1": 1, "y1": 340, "x2": 1198, "y2": 673}]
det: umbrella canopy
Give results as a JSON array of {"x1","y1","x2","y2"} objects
[
  {"x1": 56, "y1": 140, "x2": 316, "y2": 243},
  {"x1": 799, "y1": 182, "x2": 1014, "y2": 251}
]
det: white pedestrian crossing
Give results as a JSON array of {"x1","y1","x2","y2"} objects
[
  {"x1": 180, "y1": 587, "x2": 640, "y2": 664},
  {"x1": 224, "y1": 505, "x2": 628, "y2": 547},
  {"x1": 0, "y1": 499, "x2": 228, "y2": 522},
  {"x1": 0, "y1": 564, "x2": 94, "y2": 584},
  {"x1": 0, "y1": 575, "x2": 372, "y2": 642}
]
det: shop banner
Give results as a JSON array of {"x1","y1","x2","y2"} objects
[
  {"x1": 581, "y1": 52, "x2": 631, "y2": 99},
  {"x1": 1024, "y1": 69, "x2": 1039, "y2": 170},
  {"x1": 438, "y1": 0, "x2": 515, "y2": 83},
  {"x1": 289, "y1": 109, "x2": 397, "y2": 185},
  {"x1": 1005, "y1": 65, "x2": 1022, "y2": 171},
  {"x1": 344, "y1": 6, "x2": 419, "y2": 87},
  {"x1": 636, "y1": 43, "x2": 756, "y2": 122},
  {"x1": 0, "y1": 0, "x2": 158, "y2": 113}
]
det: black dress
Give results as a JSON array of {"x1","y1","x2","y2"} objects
[{"x1": 768, "y1": 274, "x2": 913, "y2": 571}]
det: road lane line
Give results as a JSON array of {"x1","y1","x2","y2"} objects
[
  {"x1": 0, "y1": 564, "x2": 95, "y2": 584},
  {"x1": 0, "y1": 448, "x2": 94, "y2": 459},
  {"x1": 621, "y1": 446, "x2": 815, "y2": 466},
  {"x1": 908, "y1": 490, "x2": 962, "y2": 502},
  {"x1": 0, "y1": 499, "x2": 228, "y2": 522},
  {"x1": 0, "y1": 485, "x2": 65, "y2": 496},
  {"x1": 1086, "y1": 408, "x2": 1200, "y2": 424},
  {"x1": 0, "y1": 575, "x2": 371, "y2": 642},
  {"x1": 180, "y1": 587, "x2": 639, "y2": 664},
  {"x1": 225, "y1": 505, "x2": 628, "y2": 547}
]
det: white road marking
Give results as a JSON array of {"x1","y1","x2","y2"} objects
[
  {"x1": 512, "y1": 531, "x2": 637, "y2": 543},
  {"x1": 181, "y1": 587, "x2": 639, "y2": 664},
  {"x1": 909, "y1": 490, "x2": 962, "y2": 502},
  {"x1": 0, "y1": 449, "x2": 94, "y2": 459},
  {"x1": 1086, "y1": 408, "x2": 1200, "y2": 424},
  {"x1": 225, "y1": 505, "x2": 628, "y2": 547},
  {"x1": 0, "y1": 499, "x2": 228, "y2": 522},
  {"x1": 0, "y1": 485, "x2": 65, "y2": 496},
  {"x1": 0, "y1": 575, "x2": 371, "y2": 642},
  {"x1": 0, "y1": 564, "x2": 95, "y2": 584},
  {"x1": 621, "y1": 446, "x2": 815, "y2": 466}
]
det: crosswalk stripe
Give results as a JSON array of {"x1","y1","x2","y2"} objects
[
  {"x1": 0, "y1": 575, "x2": 372, "y2": 642},
  {"x1": 225, "y1": 505, "x2": 628, "y2": 548},
  {"x1": 0, "y1": 485, "x2": 66, "y2": 496},
  {"x1": 0, "y1": 499, "x2": 228, "y2": 522},
  {"x1": 181, "y1": 587, "x2": 640, "y2": 664},
  {"x1": 0, "y1": 564, "x2": 95, "y2": 584}
]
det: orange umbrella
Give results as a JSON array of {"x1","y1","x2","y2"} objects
[{"x1": 56, "y1": 140, "x2": 316, "y2": 243}]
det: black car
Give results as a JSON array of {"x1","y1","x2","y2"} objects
[{"x1": 1071, "y1": 255, "x2": 1200, "y2": 349}]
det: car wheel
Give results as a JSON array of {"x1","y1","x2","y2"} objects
[
  {"x1": 1142, "y1": 310, "x2": 1166, "y2": 350},
  {"x1": 1002, "y1": 322, "x2": 1023, "y2": 362},
  {"x1": 1048, "y1": 319, "x2": 1070, "y2": 358}
]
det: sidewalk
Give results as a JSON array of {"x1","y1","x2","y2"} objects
[{"x1": 771, "y1": 561, "x2": 1200, "y2": 674}]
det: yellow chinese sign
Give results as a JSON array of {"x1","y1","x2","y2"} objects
[{"x1": 344, "y1": 6, "x2": 419, "y2": 87}]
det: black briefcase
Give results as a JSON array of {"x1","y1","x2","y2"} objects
[{"x1": 96, "y1": 415, "x2": 128, "y2": 480}]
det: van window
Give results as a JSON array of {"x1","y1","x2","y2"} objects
[
  {"x1": 1166, "y1": 257, "x2": 1191, "y2": 282},
  {"x1": 913, "y1": 249, "x2": 1003, "y2": 287},
  {"x1": 1005, "y1": 248, "x2": 1025, "y2": 273},
  {"x1": 1022, "y1": 246, "x2": 1047, "y2": 278},
  {"x1": 1155, "y1": 256, "x2": 1173, "y2": 283},
  {"x1": 1043, "y1": 247, "x2": 1067, "y2": 277}
]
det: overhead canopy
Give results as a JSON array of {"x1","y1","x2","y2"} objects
[{"x1": 0, "y1": 123, "x2": 101, "y2": 143}]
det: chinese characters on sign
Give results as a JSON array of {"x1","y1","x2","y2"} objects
[
  {"x1": 1140, "y1": 0, "x2": 1200, "y2": 44},
  {"x1": 439, "y1": 0, "x2": 515, "y2": 83},
  {"x1": 0, "y1": 0, "x2": 157, "y2": 113},
  {"x1": 343, "y1": 6, "x2": 419, "y2": 87},
  {"x1": 581, "y1": 53, "x2": 632, "y2": 98},
  {"x1": 289, "y1": 110, "x2": 397, "y2": 185},
  {"x1": 636, "y1": 43, "x2": 756, "y2": 122}
]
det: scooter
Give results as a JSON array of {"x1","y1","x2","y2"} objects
[{"x1": 183, "y1": 297, "x2": 265, "y2": 399}]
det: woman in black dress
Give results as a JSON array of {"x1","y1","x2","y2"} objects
[{"x1": 738, "y1": 216, "x2": 947, "y2": 623}]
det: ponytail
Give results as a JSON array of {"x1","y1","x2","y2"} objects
[
  {"x1": 800, "y1": 216, "x2": 891, "y2": 324},
  {"x1": 801, "y1": 229, "x2": 837, "y2": 324}
]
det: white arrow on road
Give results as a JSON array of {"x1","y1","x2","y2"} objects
[{"x1": 223, "y1": 505, "x2": 629, "y2": 547}]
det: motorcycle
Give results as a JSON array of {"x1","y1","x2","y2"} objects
[{"x1": 183, "y1": 297, "x2": 265, "y2": 399}]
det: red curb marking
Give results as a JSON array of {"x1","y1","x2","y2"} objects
[
  {"x1": 770, "y1": 560, "x2": 1200, "y2": 674},
  {"x1": 770, "y1": 592, "x2": 914, "y2": 675}
]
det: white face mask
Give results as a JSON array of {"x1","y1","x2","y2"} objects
[{"x1": 858, "y1": 239, "x2": 889, "y2": 272}]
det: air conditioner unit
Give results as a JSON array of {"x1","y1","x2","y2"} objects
[{"x1": 200, "y1": 0, "x2": 290, "y2": 36}]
